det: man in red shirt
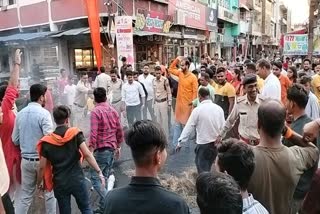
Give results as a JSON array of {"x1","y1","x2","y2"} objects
[
  {"x1": 89, "y1": 87, "x2": 124, "y2": 213},
  {"x1": 0, "y1": 49, "x2": 22, "y2": 201}
]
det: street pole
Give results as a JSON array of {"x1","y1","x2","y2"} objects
[{"x1": 308, "y1": 0, "x2": 317, "y2": 59}]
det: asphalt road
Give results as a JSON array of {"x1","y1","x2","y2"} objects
[{"x1": 28, "y1": 113, "x2": 200, "y2": 214}]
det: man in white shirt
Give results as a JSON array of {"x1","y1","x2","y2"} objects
[
  {"x1": 63, "y1": 76, "x2": 76, "y2": 107},
  {"x1": 256, "y1": 59, "x2": 281, "y2": 100},
  {"x1": 122, "y1": 71, "x2": 146, "y2": 127},
  {"x1": 138, "y1": 65, "x2": 156, "y2": 120},
  {"x1": 92, "y1": 66, "x2": 111, "y2": 92},
  {"x1": 63, "y1": 76, "x2": 76, "y2": 126},
  {"x1": 300, "y1": 76, "x2": 320, "y2": 120},
  {"x1": 176, "y1": 87, "x2": 225, "y2": 173},
  {"x1": 73, "y1": 72, "x2": 92, "y2": 129}
]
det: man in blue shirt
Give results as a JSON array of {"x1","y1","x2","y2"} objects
[{"x1": 12, "y1": 83, "x2": 56, "y2": 214}]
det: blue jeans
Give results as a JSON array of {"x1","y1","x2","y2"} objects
[
  {"x1": 54, "y1": 177, "x2": 92, "y2": 214},
  {"x1": 172, "y1": 121, "x2": 184, "y2": 147},
  {"x1": 90, "y1": 149, "x2": 114, "y2": 210}
]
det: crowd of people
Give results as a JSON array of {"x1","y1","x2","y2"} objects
[{"x1": 1, "y1": 49, "x2": 320, "y2": 214}]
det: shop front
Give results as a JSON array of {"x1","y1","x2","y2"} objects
[
  {"x1": 181, "y1": 27, "x2": 207, "y2": 64},
  {"x1": 134, "y1": 9, "x2": 173, "y2": 70},
  {"x1": 169, "y1": 0, "x2": 209, "y2": 64}
]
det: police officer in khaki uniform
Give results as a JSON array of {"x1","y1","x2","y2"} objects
[
  {"x1": 153, "y1": 66, "x2": 172, "y2": 137},
  {"x1": 217, "y1": 74, "x2": 265, "y2": 145}
]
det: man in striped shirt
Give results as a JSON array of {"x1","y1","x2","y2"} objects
[{"x1": 214, "y1": 139, "x2": 269, "y2": 214}]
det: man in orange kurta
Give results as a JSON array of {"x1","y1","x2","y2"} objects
[
  {"x1": 272, "y1": 61, "x2": 291, "y2": 106},
  {"x1": 169, "y1": 57, "x2": 198, "y2": 147}
]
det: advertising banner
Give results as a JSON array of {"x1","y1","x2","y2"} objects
[
  {"x1": 169, "y1": 0, "x2": 206, "y2": 29},
  {"x1": 135, "y1": 10, "x2": 172, "y2": 33},
  {"x1": 283, "y1": 34, "x2": 308, "y2": 55},
  {"x1": 206, "y1": 7, "x2": 217, "y2": 31},
  {"x1": 115, "y1": 16, "x2": 135, "y2": 70}
]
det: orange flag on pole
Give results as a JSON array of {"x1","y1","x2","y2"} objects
[{"x1": 85, "y1": 0, "x2": 102, "y2": 70}]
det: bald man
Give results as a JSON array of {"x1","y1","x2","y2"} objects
[{"x1": 247, "y1": 100, "x2": 319, "y2": 214}]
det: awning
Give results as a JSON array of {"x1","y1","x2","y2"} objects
[
  {"x1": 51, "y1": 27, "x2": 115, "y2": 37},
  {"x1": 239, "y1": 3, "x2": 250, "y2": 11},
  {"x1": 0, "y1": 31, "x2": 56, "y2": 42},
  {"x1": 51, "y1": 27, "x2": 89, "y2": 37}
]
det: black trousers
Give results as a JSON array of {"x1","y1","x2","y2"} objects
[
  {"x1": 195, "y1": 143, "x2": 218, "y2": 174},
  {"x1": 2, "y1": 192, "x2": 14, "y2": 214}
]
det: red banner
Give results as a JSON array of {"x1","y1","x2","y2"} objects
[{"x1": 85, "y1": 0, "x2": 102, "y2": 70}]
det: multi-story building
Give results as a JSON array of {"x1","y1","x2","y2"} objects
[
  {"x1": 279, "y1": 1, "x2": 292, "y2": 33},
  {"x1": 261, "y1": 0, "x2": 279, "y2": 58},
  {"x1": 0, "y1": 0, "x2": 117, "y2": 80},
  {"x1": 0, "y1": 0, "x2": 220, "y2": 81},
  {"x1": 237, "y1": 0, "x2": 262, "y2": 59},
  {"x1": 168, "y1": 0, "x2": 217, "y2": 63},
  {"x1": 238, "y1": 0, "x2": 252, "y2": 59},
  {"x1": 216, "y1": 0, "x2": 240, "y2": 61}
]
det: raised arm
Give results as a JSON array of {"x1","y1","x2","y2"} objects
[
  {"x1": 168, "y1": 58, "x2": 181, "y2": 77},
  {"x1": 8, "y1": 49, "x2": 22, "y2": 88}
]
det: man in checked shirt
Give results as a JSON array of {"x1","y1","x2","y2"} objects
[{"x1": 89, "y1": 87, "x2": 124, "y2": 213}]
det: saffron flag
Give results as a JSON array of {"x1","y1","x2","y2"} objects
[{"x1": 85, "y1": 0, "x2": 102, "y2": 70}]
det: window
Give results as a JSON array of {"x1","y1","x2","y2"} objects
[
  {"x1": 136, "y1": 46, "x2": 147, "y2": 62},
  {"x1": 43, "y1": 46, "x2": 58, "y2": 66},
  {"x1": 74, "y1": 49, "x2": 96, "y2": 68},
  {"x1": 29, "y1": 45, "x2": 59, "y2": 67},
  {"x1": 0, "y1": 0, "x2": 15, "y2": 6},
  {"x1": 240, "y1": 11, "x2": 246, "y2": 21},
  {"x1": 218, "y1": 0, "x2": 229, "y2": 8}
]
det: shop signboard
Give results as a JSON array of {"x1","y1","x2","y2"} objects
[
  {"x1": 217, "y1": 6, "x2": 239, "y2": 24},
  {"x1": 115, "y1": 16, "x2": 135, "y2": 70},
  {"x1": 169, "y1": 0, "x2": 206, "y2": 30},
  {"x1": 184, "y1": 28, "x2": 197, "y2": 35},
  {"x1": 283, "y1": 34, "x2": 308, "y2": 55},
  {"x1": 135, "y1": 10, "x2": 172, "y2": 33},
  {"x1": 206, "y1": 7, "x2": 217, "y2": 31}
]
